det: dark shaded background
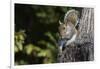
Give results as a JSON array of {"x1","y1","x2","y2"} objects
[{"x1": 14, "y1": 3, "x2": 82, "y2": 65}]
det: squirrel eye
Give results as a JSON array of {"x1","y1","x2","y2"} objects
[{"x1": 63, "y1": 27, "x2": 65, "y2": 29}]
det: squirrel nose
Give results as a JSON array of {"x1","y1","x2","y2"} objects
[{"x1": 66, "y1": 38, "x2": 70, "y2": 41}]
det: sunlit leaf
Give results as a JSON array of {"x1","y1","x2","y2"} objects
[
  {"x1": 14, "y1": 45, "x2": 18, "y2": 53},
  {"x1": 25, "y1": 44, "x2": 41, "y2": 55}
]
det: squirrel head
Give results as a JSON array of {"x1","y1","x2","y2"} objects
[
  {"x1": 58, "y1": 20, "x2": 76, "y2": 40},
  {"x1": 58, "y1": 21, "x2": 67, "y2": 39}
]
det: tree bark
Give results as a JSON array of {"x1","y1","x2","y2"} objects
[{"x1": 58, "y1": 8, "x2": 94, "y2": 62}]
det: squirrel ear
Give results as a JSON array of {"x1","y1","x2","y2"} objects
[{"x1": 59, "y1": 20, "x2": 63, "y2": 25}]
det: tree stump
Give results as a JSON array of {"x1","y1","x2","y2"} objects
[{"x1": 58, "y1": 8, "x2": 94, "y2": 62}]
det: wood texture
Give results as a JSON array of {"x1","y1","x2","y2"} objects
[{"x1": 58, "y1": 8, "x2": 94, "y2": 62}]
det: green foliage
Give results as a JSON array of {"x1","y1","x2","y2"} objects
[
  {"x1": 15, "y1": 30, "x2": 58, "y2": 64},
  {"x1": 15, "y1": 30, "x2": 26, "y2": 52}
]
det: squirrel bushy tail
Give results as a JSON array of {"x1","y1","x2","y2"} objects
[{"x1": 64, "y1": 9, "x2": 79, "y2": 27}]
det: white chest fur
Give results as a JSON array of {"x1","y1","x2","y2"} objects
[{"x1": 66, "y1": 33, "x2": 77, "y2": 46}]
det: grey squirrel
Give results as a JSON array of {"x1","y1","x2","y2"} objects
[{"x1": 58, "y1": 9, "x2": 80, "y2": 52}]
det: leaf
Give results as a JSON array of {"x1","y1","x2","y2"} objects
[{"x1": 25, "y1": 44, "x2": 41, "y2": 55}]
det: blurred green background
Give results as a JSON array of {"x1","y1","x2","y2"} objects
[{"x1": 14, "y1": 3, "x2": 82, "y2": 65}]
